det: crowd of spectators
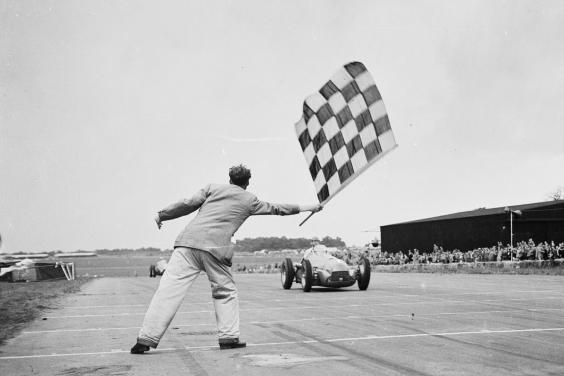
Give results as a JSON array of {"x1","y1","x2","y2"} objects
[
  {"x1": 364, "y1": 240, "x2": 564, "y2": 266},
  {"x1": 231, "y1": 240, "x2": 564, "y2": 273},
  {"x1": 234, "y1": 263, "x2": 277, "y2": 273}
]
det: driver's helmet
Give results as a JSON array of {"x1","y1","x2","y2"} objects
[
  {"x1": 312, "y1": 244, "x2": 328, "y2": 254},
  {"x1": 156, "y1": 259, "x2": 168, "y2": 272}
]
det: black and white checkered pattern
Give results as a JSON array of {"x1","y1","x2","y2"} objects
[{"x1": 295, "y1": 62, "x2": 397, "y2": 204}]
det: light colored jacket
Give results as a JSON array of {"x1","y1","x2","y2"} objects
[{"x1": 158, "y1": 183, "x2": 300, "y2": 265}]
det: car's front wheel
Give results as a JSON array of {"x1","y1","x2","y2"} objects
[
  {"x1": 357, "y1": 258, "x2": 371, "y2": 290},
  {"x1": 301, "y1": 259, "x2": 313, "y2": 292},
  {"x1": 281, "y1": 258, "x2": 295, "y2": 289}
]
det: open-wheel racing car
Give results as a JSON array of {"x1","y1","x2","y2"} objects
[
  {"x1": 149, "y1": 259, "x2": 167, "y2": 278},
  {"x1": 280, "y1": 244, "x2": 371, "y2": 292}
]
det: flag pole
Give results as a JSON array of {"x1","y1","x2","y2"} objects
[{"x1": 299, "y1": 211, "x2": 316, "y2": 226}]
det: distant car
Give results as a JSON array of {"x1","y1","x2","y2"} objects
[
  {"x1": 149, "y1": 259, "x2": 167, "y2": 278},
  {"x1": 280, "y1": 245, "x2": 370, "y2": 292}
]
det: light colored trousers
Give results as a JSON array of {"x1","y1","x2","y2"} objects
[{"x1": 137, "y1": 247, "x2": 239, "y2": 347}]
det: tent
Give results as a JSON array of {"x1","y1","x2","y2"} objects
[{"x1": 0, "y1": 259, "x2": 74, "y2": 282}]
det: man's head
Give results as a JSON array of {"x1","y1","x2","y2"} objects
[{"x1": 229, "y1": 164, "x2": 251, "y2": 189}]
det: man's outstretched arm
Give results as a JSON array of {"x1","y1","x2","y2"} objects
[
  {"x1": 154, "y1": 186, "x2": 210, "y2": 229},
  {"x1": 250, "y1": 197, "x2": 322, "y2": 216}
]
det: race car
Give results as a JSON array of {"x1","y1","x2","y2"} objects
[
  {"x1": 149, "y1": 259, "x2": 168, "y2": 278},
  {"x1": 280, "y1": 244, "x2": 370, "y2": 292}
]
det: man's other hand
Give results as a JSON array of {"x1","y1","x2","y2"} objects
[
  {"x1": 299, "y1": 204, "x2": 323, "y2": 213},
  {"x1": 155, "y1": 215, "x2": 162, "y2": 229}
]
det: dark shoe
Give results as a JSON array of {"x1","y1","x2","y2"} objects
[
  {"x1": 130, "y1": 342, "x2": 150, "y2": 354},
  {"x1": 219, "y1": 338, "x2": 246, "y2": 350}
]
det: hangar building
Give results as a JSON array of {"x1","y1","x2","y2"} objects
[{"x1": 381, "y1": 199, "x2": 564, "y2": 252}]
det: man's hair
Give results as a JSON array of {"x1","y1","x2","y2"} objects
[{"x1": 229, "y1": 164, "x2": 251, "y2": 187}]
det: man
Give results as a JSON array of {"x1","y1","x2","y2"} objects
[{"x1": 131, "y1": 164, "x2": 322, "y2": 353}]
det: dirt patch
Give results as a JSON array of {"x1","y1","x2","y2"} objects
[
  {"x1": 175, "y1": 329, "x2": 217, "y2": 336},
  {"x1": 57, "y1": 365, "x2": 131, "y2": 376},
  {"x1": 242, "y1": 353, "x2": 348, "y2": 368}
]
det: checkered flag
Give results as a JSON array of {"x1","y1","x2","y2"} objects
[{"x1": 295, "y1": 62, "x2": 398, "y2": 209}]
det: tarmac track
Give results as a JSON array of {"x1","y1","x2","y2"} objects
[{"x1": 0, "y1": 273, "x2": 563, "y2": 376}]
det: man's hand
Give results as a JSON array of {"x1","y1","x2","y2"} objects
[
  {"x1": 311, "y1": 204, "x2": 323, "y2": 213},
  {"x1": 298, "y1": 203, "x2": 323, "y2": 226},
  {"x1": 155, "y1": 215, "x2": 162, "y2": 229},
  {"x1": 299, "y1": 204, "x2": 324, "y2": 213}
]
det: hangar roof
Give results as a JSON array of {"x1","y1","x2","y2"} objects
[{"x1": 387, "y1": 199, "x2": 564, "y2": 225}]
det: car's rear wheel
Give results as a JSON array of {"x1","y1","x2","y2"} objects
[
  {"x1": 281, "y1": 258, "x2": 295, "y2": 289},
  {"x1": 301, "y1": 259, "x2": 313, "y2": 292},
  {"x1": 357, "y1": 258, "x2": 371, "y2": 290}
]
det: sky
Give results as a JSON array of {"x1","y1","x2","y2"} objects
[{"x1": 1, "y1": 0, "x2": 563, "y2": 252}]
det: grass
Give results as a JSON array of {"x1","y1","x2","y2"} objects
[
  {"x1": 53, "y1": 255, "x2": 296, "y2": 277},
  {"x1": 372, "y1": 260, "x2": 564, "y2": 275},
  {"x1": 0, "y1": 278, "x2": 90, "y2": 346}
]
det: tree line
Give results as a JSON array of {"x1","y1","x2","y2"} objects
[
  {"x1": 6, "y1": 237, "x2": 346, "y2": 256},
  {"x1": 234, "y1": 236, "x2": 346, "y2": 253}
]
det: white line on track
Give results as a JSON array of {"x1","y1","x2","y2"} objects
[
  {"x1": 63, "y1": 303, "x2": 212, "y2": 309},
  {"x1": 22, "y1": 323, "x2": 213, "y2": 334},
  {"x1": 58, "y1": 296, "x2": 555, "y2": 311},
  {"x1": 56, "y1": 295, "x2": 562, "y2": 314},
  {"x1": 41, "y1": 295, "x2": 564, "y2": 319},
  {"x1": 21, "y1": 307, "x2": 564, "y2": 335},
  {"x1": 3, "y1": 327, "x2": 564, "y2": 360},
  {"x1": 41, "y1": 306, "x2": 330, "y2": 318},
  {"x1": 60, "y1": 289, "x2": 562, "y2": 310}
]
